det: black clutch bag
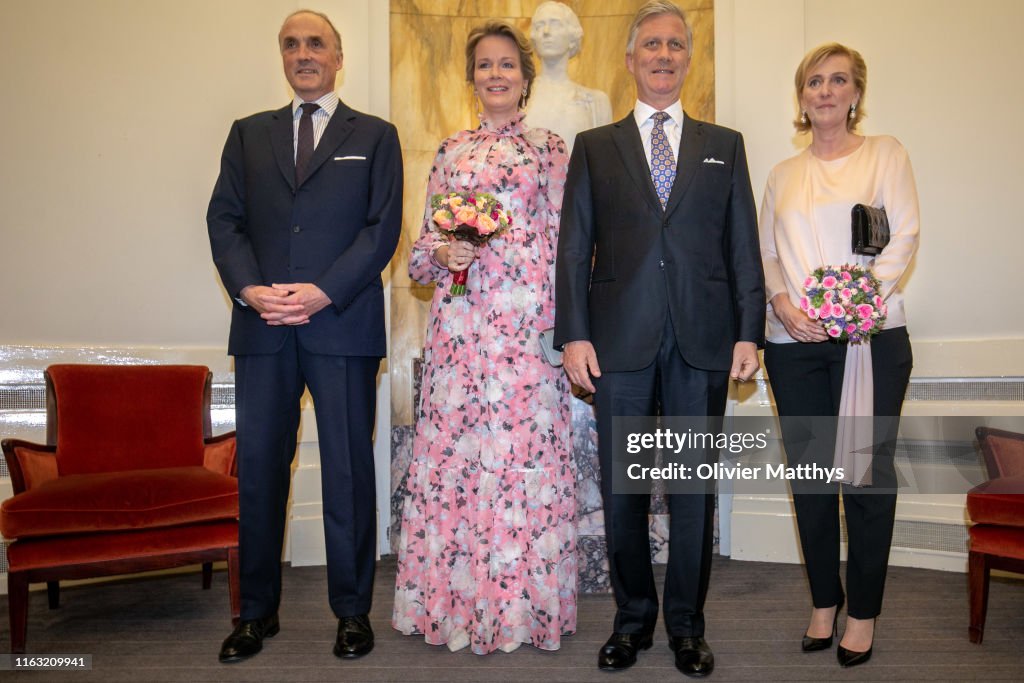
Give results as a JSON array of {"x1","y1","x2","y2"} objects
[{"x1": 851, "y1": 204, "x2": 890, "y2": 256}]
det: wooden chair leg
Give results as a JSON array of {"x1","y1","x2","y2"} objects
[
  {"x1": 968, "y1": 550, "x2": 990, "y2": 643},
  {"x1": 202, "y1": 562, "x2": 213, "y2": 590},
  {"x1": 47, "y1": 581, "x2": 60, "y2": 609},
  {"x1": 228, "y1": 546, "x2": 241, "y2": 625},
  {"x1": 8, "y1": 571, "x2": 29, "y2": 654}
]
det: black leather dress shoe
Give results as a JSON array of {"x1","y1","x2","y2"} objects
[
  {"x1": 218, "y1": 614, "x2": 279, "y2": 663},
  {"x1": 598, "y1": 632, "x2": 653, "y2": 671},
  {"x1": 334, "y1": 614, "x2": 374, "y2": 659},
  {"x1": 837, "y1": 643, "x2": 872, "y2": 667},
  {"x1": 669, "y1": 636, "x2": 714, "y2": 677}
]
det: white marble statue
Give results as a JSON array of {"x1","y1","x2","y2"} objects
[{"x1": 524, "y1": 1, "x2": 612, "y2": 153}]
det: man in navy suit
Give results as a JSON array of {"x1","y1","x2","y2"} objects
[
  {"x1": 207, "y1": 9, "x2": 402, "y2": 663},
  {"x1": 554, "y1": 1, "x2": 763, "y2": 676}
]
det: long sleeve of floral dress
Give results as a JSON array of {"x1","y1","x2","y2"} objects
[{"x1": 394, "y1": 113, "x2": 576, "y2": 654}]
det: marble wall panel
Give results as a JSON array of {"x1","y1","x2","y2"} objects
[
  {"x1": 393, "y1": 1, "x2": 527, "y2": 17},
  {"x1": 390, "y1": 283, "x2": 431, "y2": 426},
  {"x1": 684, "y1": 8, "x2": 715, "y2": 122},
  {"x1": 391, "y1": 149, "x2": 437, "y2": 291}
]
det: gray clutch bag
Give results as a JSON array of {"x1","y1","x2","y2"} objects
[{"x1": 538, "y1": 328, "x2": 563, "y2": 367}]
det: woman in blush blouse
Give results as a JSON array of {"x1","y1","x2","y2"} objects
[
  {"x1": 759, "y1": 43, "x2": 919, "y2": 668},
  {"x1": 391, "y1": 21, "x2": 575, "y2": 655}
]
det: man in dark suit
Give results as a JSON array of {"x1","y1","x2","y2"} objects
[
  {"x1": 554, "y1": 1, "x2": 764, "y2": 677},
  {"x1": 207, "y1": 10, "x2": 402, "y2": 664}
]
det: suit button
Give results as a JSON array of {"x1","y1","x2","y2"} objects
[{"x1": 292, "y1": 225, "x2": 301, "y2": 233}]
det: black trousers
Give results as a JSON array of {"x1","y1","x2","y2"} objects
[
  {"x1": 594, "y1": 315, "x2": 728, "y2": 637},
  {"x1": 234, "y1": 331, "x2": 380, "y2": 620},
  {"x1": 764, "y1": 326, "x2": 912, "y2": 619}
]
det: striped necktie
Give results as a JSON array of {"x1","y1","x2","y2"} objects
[{"x1": 650, "y1": 111, "x2": 676, "y2": 208}]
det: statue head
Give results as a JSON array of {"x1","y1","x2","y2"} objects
[{"x1": 530, "y1": 1, "x2": 584, "y2": 60}]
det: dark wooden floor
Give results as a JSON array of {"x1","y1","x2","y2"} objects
[{"x1": 2, "y1": 555, "x2": 1022, "y2": 681}]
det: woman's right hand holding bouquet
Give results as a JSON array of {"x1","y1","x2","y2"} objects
[
  {"x1": 429, "y1": 191, "x2": 510, "y2": 296},
  {"x1": 433, "y1": 240, "x2": 478, "y2": 273},
  {"x1": 771, "y1": 293, "x2": 829, "y2": 344}
]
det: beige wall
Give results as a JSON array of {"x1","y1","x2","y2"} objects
[{"x1": 0, "y1": 0, "x2": 385, "y2": 348}]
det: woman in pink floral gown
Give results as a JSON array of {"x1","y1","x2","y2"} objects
[{"x1": 392, "y1": 21, "x2": 576, "y2": 654}]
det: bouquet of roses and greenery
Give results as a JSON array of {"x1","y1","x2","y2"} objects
[
  {"x1": 430, "y1": 191, "x2": 511, "y2": 296},
  {"x1": 800, "y1": 265, "x2": 887, "y2": 344}
]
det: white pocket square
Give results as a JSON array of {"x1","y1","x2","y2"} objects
[
  {"x1": 702, "y1": 157, "x2": 725, "y2": 165},
  {"x1": 334, "y1": 155, "x2": 366, "y2": 161}
]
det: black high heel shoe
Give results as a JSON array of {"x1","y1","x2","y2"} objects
[
  {"x1": 837, "y1": 643, "x2": 872, "y2": 667},
  {"x1": 801, "y1": 595, "x2": 844, "y2": 652}
]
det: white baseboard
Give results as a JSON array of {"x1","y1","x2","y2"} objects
[{"x1": 730, "y1": 492, "x2": 975, "y2": 573}]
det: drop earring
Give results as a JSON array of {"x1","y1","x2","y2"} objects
[
  {"x1": 520, "y1": 83, "x2": 529, "y2": 109},
  {"x1": 849, "y1": 103, "x2": 857, "y2": 120},
  {"x1": 801, "y1": 111, "x2": 808, "y2": 125}
]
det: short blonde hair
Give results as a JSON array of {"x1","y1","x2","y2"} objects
[
  {"x1": 794, "y1": 42, "x2": 867, "y2": 133},
  {"x1": 626, "y1": 0, "x2": 692, "y2": 55}
]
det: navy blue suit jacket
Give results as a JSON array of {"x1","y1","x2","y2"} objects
[
  {"x1": 555, "y1": 112, "x2": 764, "y2": 372},
  {"x1": 208, "y1": 101, "x2": 403, "y2": 357}
]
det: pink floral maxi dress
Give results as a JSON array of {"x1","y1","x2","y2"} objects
[{"x1": 392, "y1": 113, "x2": 577, "y2": 654}]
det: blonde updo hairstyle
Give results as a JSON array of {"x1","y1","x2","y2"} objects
[{"x1": 793, "y1": 42, "x2": 867, "y2": 133}]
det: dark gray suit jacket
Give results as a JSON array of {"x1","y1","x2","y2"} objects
[
  {"x1": 555, "y1": 112, "x2": 764, "y2": 372},
  {"x1": 208, "y1": 101, "x2": 403, "y2": 357}
]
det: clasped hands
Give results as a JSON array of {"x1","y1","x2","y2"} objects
[{"x1": 240, "y1": 283, "x2": 331, "y2": 326}]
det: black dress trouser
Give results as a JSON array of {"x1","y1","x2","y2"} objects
[
  {"x1": 594, "y1": 314, "x2": 729, "y2": 636},
  {"x1": 764, "y1": 326, "x2": 912, "y2": 619}
]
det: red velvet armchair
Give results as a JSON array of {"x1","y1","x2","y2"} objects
[
  {"x1": 1, "y1": 364, "x2": 240, "y2": 653},
  {"x1": 966, "y1": 426, "x2": 1024, "y2": 643}
]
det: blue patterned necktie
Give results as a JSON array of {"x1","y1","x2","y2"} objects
[{"x1": 649, "y1": 111, "x2": 676, "y2": 208}]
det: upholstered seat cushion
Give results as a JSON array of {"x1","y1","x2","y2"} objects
[
  {"x1": 969, "y1": 524, "x2": 1024, "y2": 560},
  {"x1": 5, "y1": 521, "x2": 239, "y2": 573},
  {"x1": 967, "y1": 475, "x2": 1024, "y2": 527},
  {"x1": 0, "y1": 466, "x2": 238, "y2": 539}
]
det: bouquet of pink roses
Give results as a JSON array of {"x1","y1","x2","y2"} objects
[
  {"x1": 800, "y1": 265, "x2": 887, "y2": 344},
  {"x1": 430, "y1": 191, "x2": 511, "y2": 296}
]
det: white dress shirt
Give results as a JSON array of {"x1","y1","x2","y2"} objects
[
  {"x1": 291, "y1": 91, "x2": 339, "y2": 158},
  {"x1": 633, "y1": 99, "x2": 685, "y2": 169}
]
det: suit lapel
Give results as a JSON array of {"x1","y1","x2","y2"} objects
[
  {"x1": 299, "y1": 102, "x2": 357, "y2": 187},
  {"x1": 271, "y1": 105, "x2": 297, "y2": 190},
  {"x1": 664, "y1": 113, "x2": 705, "y2": 217},
  {"x1": 611, "y1": 114, "x2": 663, "y2": 215}
]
